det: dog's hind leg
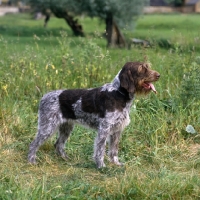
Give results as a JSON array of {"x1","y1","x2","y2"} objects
[
  {"x1": 28, "y1": 120, "x2": 59, "y2": 164},
  {"x1": 28, "y1": 90, "x2": 64, "y2": 164},
  {"x1": 54, "y1": 122, "x2": 74, "y2": 160}
]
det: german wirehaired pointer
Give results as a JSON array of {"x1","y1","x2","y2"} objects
[{"x1": 28, "y1": 62, "x2": 160, "y2": 168}]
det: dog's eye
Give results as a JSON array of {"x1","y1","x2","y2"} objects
[
  {"x1": 138, "y1": 66, "x2": 148, "y2": 74},
  {"x1": 144, "y1": 67, "x2": 149, "y2": 74}
]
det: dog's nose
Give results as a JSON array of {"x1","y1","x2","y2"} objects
[{"x1": 156, "y1": 74, "x2": 160, "y2": 79}]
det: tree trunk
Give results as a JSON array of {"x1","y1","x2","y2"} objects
[
  {"x1": 42, "y1": 9, "x2": 51, "y2": 28},
  {"x1": 50, "y1": 7, "x2": 84, "y2": 37},
  {"x1": 105, "y1": 12, "x2": 126, "y2": 48}
]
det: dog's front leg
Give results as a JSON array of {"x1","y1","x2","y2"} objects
[
  {"x1": 93, "y1": 129, "x2": 109, "y2": 168},
  {"x1": 107, "y1": 131, "x2": 123, "y2": 166}
]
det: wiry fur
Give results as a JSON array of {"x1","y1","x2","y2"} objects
[{"x1": 28, "y1": 62, "x2": 160, "y2": 168}]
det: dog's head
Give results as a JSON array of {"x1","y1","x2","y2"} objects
[{"x1": 119, "y1": 62, "x2": 160, "y2": 95}]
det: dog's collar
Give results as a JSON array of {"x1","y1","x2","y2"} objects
[
  {"x1": 117, "y1": 89, "x2": 125, "y2": 96},
  {"x1": 117, "y1": 88, "x2": 135, "y2": 100}
]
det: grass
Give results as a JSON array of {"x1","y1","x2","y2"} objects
[{"x1": 1, "y1": 13, "x2": 200, "y2": 199}]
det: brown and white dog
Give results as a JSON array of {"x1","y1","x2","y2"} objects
[{"x1": 28, "y1": 62, "x2": 160, "y2": 168}]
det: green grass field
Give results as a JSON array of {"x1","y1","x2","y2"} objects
[{"x1": 1, "y1": 13, "x2": 200, "y2": 199}]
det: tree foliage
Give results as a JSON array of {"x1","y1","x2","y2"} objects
[
  {"x1": 26, "y1": 0, "x2": 149, "y2": 46},
  {"x1": 79, "y1": 0, "x2": 149, "y2": 29}
]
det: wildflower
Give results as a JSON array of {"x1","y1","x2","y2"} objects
[
  {"x1": 33, "y1": 34, "x2": 40, "y2": 40},
  {"x1": 33, "y1": 70, "x2": 37, "y2": 76},
  {"x1": 67, "y1": 70, "x2": 71, "y2": 75},
  {"x1": 46, "y1": 82, "x2": 51, "y2": 87},
  {"x1": 81, "y1": 82, "x2": 86, "y2": 88},
  {"x1": 5, "y1": 190, "x2": 12, "y2": 194},
  {"x1": 52, "y1": 64, "x2": 55, "y2": 69},
  {"x1": 33, "y1": 99, "x2": 38, "y2": 106},
  {"x1": 72, "y1": 81, "x2": 77, "y2": 87},
  {"x1": 2, "y1": 84, "x2": 8, "y2": 96}
]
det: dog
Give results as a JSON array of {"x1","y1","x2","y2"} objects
[{"x1": 28, "y1": 61, "x2": 160, "y2": 168}]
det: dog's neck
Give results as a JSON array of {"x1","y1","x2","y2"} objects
[
  {"x1": 112, "y1": 72, "x2": 135, "y2": 100},
  {"x1": 112, "y1": 72, "x2": 121, "y2": 89}
]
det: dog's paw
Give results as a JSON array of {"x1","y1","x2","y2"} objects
[
  {"x1": 28, "y1": 155, "x2": 37, "y2": 164},
  {"x1": 96, "y1": 161, "x2": 106, "y2": 168},
  {"x1": 110, "y1": 156, "x2": 124, "y2": 166}
]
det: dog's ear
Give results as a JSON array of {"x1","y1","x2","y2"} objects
[
  {"x1": 138, "y1": 65, "x2": 143, "y2": 73},
  {"x1": 119, "y1": 69, "x2": 135, "y2": 93}
]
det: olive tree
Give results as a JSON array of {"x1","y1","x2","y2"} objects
[{"x1": 27, "y1": 0, "x2": 149, "y2": 47}]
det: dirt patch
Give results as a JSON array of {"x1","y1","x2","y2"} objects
[{"x1": 188, "y1": 144, "x2": 200, "y2": 157}]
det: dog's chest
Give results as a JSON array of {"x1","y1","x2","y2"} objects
[{"x1": 105, "y1": 103, "x2": 131, "y2": 132}]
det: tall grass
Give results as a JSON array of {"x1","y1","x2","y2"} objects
[{"x1": 0, "y1": 13, "x2": 200, "y2": 199}]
